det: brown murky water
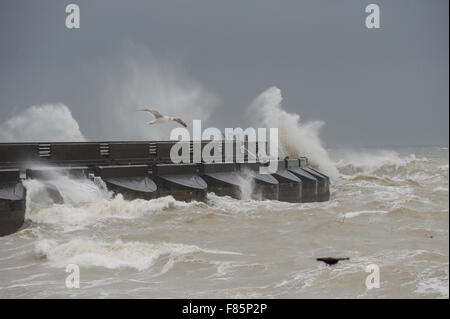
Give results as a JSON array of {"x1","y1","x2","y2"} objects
[{"x1": 0, "y1": 147, "x2": 448, "y2": 298}]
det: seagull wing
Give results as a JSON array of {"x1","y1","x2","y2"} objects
[
  {"x1": 136, "y1": 108, "x2": 163, "y2": 119},
  {"x1": 172, "y1": 118, "x2": 187, "y2": 127}
]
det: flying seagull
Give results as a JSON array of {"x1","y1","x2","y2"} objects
[
  {"x1": 316, "y1": 257, "x2": 350, "y2": 266},
  {"x1": 136, "y1": 108, "x2": 187, "y2": 127}
]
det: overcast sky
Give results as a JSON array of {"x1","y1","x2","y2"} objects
[{"x1": 0, "y1": 0, "x2": 448, "y2": 147}]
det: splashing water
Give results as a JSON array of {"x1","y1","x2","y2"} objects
[
  {"x1": 0, "y1": 145, "x2": 447, "y2": 298},
  {"x1": 1, "y1": 50, "x2": 219, "y2": 143},
  {"x1": 332, "y1": 149, "x2": 433, "y2": 183},
  {"x1": 0, "y1": 104, "x2": 85, "y2": 142},
  {"x1": 250, "y1": 87, "x2": 339, "y2": 179},
  {"x1": 0, "y1": 81, "x2": 447, "y2": 298},
  {"x1": 95, "y1": 48, "x2": 220, "y2": 140},
  {"x1": 236, "y1": 169, "x2": 255, "y2": 200},
  {"x1": 23, "y1": 174, "x2": 111, "y2": 207}
]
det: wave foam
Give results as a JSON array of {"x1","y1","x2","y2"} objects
[
  {"x1": 0, "y1": 104, "x2": 85, "y2": 142},
  {"x1": 250, "y1": 87, "x2": 338, "y2": 179},
  {"x1": 341, "y1": 210, "x2": 388, "y2": 219},
  {"x1": 35, "y1": 239, "x2": 241, "y2": 271},
  {"x1": 334, "y1": 150, "x2": 433, "y2": 185},
  {"x1": 415, "y1": 265, "x2": 449, "y2": 298},
  {"x1": 23, "y1": 175, "x2": 111, "y2": 207},
  {"x1": 27, "y1": 194, "x2": 204, "y2": 228},
  {"x1": 95, "y1": 49, "x2": 219, "y2": 140}
]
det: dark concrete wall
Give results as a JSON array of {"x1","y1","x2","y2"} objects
[
  {"x1": 0, "y1": 169, "x2": 20, "y2": 183},
  {"x1": 96, "y1": 165, "x2": 149, "y2": 178}
]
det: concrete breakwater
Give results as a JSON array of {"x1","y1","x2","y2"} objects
[{"x1": 0, "y1": 141, "x2": 330, "y2": 236}]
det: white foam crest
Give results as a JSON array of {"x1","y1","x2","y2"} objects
[
  {"x1": 249, "y1": 87, "x2": 338, "y2": 179},
  {"x1": 0, "y1": 103, "x2": 85, "y2": 142},
  {"x1": 335, "y1": 150, "x2": 429, "y2": 179},
  {"x1": 26, "y1": 194, "x2": 199, "y2": 227},
  {"x1": 414, "y1": 265, "x2": 449, "y2": 298},
  {"x1": 206, "y1": 193, "x2": 261, "y2": 213},
  {"x1": 433, "y1": 186, "x2": 449, "y2": 193},
  {"x1": 341, "y1": 210, "x2": 388, "y2": 219},
  {"x1": 206, "y1": 192, "x2": 327, "y2": 214},
  {"x1": 35, "y1": 239, "x2": 241, "y2": 271},
  {"x1": 415, "y1": 277, "x2": 449, "y2": 298},
  {"x1": 22, "y1": 174, "x2": 112, "y2": 221}
]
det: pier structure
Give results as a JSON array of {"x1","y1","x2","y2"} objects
[{"x1": 0, "y1": 141, "x2": 330, "y2": 236}]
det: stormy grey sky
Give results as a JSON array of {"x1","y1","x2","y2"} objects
[{"x1": 0, "y1": 0, "x2": 448, "y2": 147}]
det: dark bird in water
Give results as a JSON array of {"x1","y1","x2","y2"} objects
[{"x1": 316, "y1": 257, "x2": 350, "y2": 266}]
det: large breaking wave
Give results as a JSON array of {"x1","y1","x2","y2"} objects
[
  {"x1": 0, "y1": 104, "x2": 85, "y2": 142},
  {"x1": 250, "y1": 87, "x2": 339, "y2": 179}
]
